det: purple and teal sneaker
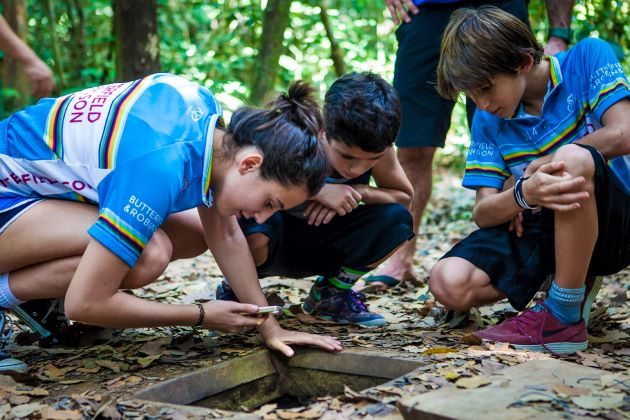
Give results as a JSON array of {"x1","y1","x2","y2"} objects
[
  {"x1": 215, "y1": 279, "x2": 239, "y2": 302},
  {"x1": 302, "y1": 278, "x2": 386, "y2": 327}
]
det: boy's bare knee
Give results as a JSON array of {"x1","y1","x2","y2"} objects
[
  {"x1": 246, "y1": 233, "x2": 270, "y2": 267},
  {"x1": 553, "y1": 144, "x2": 595, "y2": 178},
  {"x1": 429, "y1": 259, "x2": 475, "y2": 311}
]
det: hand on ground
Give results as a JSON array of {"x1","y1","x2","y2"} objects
[{"x1": 261, "y1": 325, "x2": 342, "y2": 357}]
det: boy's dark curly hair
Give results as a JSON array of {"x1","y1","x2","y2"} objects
[{"x1": 324, "y1": 72, "x2": 402, "y2": 153}]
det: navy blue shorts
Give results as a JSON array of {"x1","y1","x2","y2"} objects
[
  {"x1": 241, "y1": 203, "x2": 414, "y2": 279},
  {"x1": 442, "y1": 145, "x2": 630, "y2": 310},
  {"x1": 0, "y1": 197, "x2": 41, "y2": 234},
  {"x1": 393, "y1": 0, "x2": 529, "y2": 148}
]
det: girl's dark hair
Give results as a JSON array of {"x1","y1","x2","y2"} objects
[
  {"x1": 224, "y1": 82, "x2": 327, "y2": 196},
  {"x1": 324, "y1": 72, "x2": 401, "y2": 153}
]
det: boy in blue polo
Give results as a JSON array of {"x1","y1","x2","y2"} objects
[{"x1": 431, "y1": 6, "x2": 630, "y2": 354}]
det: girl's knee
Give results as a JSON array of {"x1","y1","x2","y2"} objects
[{"x1": 123, "y1": 231, "x2": 172, "y2": 289}]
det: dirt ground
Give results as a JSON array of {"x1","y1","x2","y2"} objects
[{"x1": 2, "y1": 171, "x2": 628, "y2": 419}]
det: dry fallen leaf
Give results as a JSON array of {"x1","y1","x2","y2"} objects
[
  {"x1": 571, "y1": 393, "x2": 625, "y2": 410},
  {"x1": 455, "y1": 376, "x2": 491, "y2": 389},
  {"x1": 552, "y1": 384, "x2": 591, "y2": 397}
]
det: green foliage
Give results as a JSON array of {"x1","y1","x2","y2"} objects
[{"x1": 4, "y1": 0, "x2": 629, "y2": 164}]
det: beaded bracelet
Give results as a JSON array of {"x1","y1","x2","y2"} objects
[
  {"x1": 514, "y1": 176, "x2": 538, "y2": 210},
  {"x1": 193, "y1": 303, "x2": 205, "y2": 327}
]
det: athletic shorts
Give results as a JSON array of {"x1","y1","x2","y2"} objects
[
  {"x1": 0, "y1": 197, "x2": 41, "y2": 234},
  {"x1": 240, "y1": 203, "x2": 414, "y2": 279},
  {"x1": 393, "y1": 0, "x2": 529, "y2": 148},
  {"x1": 441, "y1": 144, "x2": 630, "y2": 310}
]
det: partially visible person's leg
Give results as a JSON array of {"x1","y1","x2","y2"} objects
[
  {"x1": 374, "y1": 147, "x2": 435, "y2": 283},
  {"x1": 371, "y1": 4, "x2": 457, "y2": 286},
  {"x1": 1, "y1": 200, "x2": 175, "y2": 299}
]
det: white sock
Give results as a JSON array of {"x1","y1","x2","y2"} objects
[{"x1": 0, "y1": 273, "x2": 24, "y2": 309}]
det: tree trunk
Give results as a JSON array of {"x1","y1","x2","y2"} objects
[
  {"x1": 45, "y1": 0, "x2": 66, "y2": 91},
  {"x1": 249, "y1": 0, "x2": 291, "y2": 105},
  {"x1": 1, "y1": 0, "x2": 29, "y2": 110},
  {"x1": 64, "y1": 0, "x2": 86, "y2": 85},
  {"x1": 113, "y1": 0, "x2": 160, "y2": 82},
  {"x1": 320, "y1": 2, "x2": 346, "y2": 77}
]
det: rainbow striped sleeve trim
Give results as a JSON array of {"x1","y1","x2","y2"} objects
[
  {"x1": 589, "y1": 78, "x2": 629, "y2": 112},
  {"x1": 465, "y1": 163, "x2": 510, "y2": 179},
  {"x1": 43, "y1": 95, "x2": 73, "y2": 159},
  {"x1": 98, "y1": 76, "x2": 154, "y2": 169},
  {"x1": 95, "y1": 208, "x2": 148, "y2": 258}
]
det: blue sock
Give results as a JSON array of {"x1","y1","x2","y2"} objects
[
  {"x1": 543, "y1": 282, "x2": 585, "y2": 325},
  {"x1": 0, "y1": 273, "x2": 24, "y2": 309}
]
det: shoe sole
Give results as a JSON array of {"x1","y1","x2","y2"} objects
[
  {"x1": 582, "y1": 276, "x2": 603, "y2": 327},
  {"x1": 510, "y1": 341, "x2": 588, "y2": 354},
  {"x1": 10, "y1": 306, "x2": 52, "y2": 339},
  {"x1": 318, "y1": 315, "x2": 386, "y2": 327},
  {"x1": 302, "y1": 302, "x2": 386, "y2": 327},
  {"x1": 0, "y1": 359, "x2": 28, "y2": 373}
]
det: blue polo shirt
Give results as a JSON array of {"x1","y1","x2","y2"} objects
[
  {"x1": 464, "y1": 38, "x2": 630, "y2": 192},
  {"x1": 0, "y1": 73, "x2": 222, "y2": 266}
]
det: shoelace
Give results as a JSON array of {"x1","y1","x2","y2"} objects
[
  {"x1": 510, "y1": 303, "x2": 558, "y2": 355},
  {"x1": 346, "y1": 290, "x2": 369, "y2": 313}
]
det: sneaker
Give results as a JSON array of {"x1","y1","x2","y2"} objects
[
  {"x1": 473, "y1": 303, "x2": 587, "y2": 354},
  {"x1": 215, "y1": 279, "x2": 239, "y2": 302},
  {"x1": 0, "y1": 311, "x2": 28, "y2": 373},
  {"x1": 581, "y1": 275, "x2": 602, "y2": 327},
  {"x1": 302, "y1": 277, "x2": 386, "y2": 327},
  {"x1": 11, "y1": 299, "x2": 69, "y2": 344}
]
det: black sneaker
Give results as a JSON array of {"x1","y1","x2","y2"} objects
[
  {"x1": 0, "y1": 311, "x2": 27, "y2": 373},
  {"x1": 11, "y1": 299, "x2": 70, "y2": 344}
]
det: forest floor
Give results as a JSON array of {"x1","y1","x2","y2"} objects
[{"x1": 1, "y1": 169, "x2": 628, "y2": 419}]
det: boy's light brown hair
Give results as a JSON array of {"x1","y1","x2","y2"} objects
[{"x1": 437, "y1": 6, "x2": 544, "y2": 101}]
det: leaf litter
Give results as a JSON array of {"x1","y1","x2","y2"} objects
[{"x1": 0, "y1": 171, "x2": 627, "y2": 419}]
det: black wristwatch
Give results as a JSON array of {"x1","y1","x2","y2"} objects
[{"x1": 548, "y1": 27, "x2": 572, "y2": 44}]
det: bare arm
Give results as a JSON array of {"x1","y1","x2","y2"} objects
[
  {"x1": 472, "y1": 161, "x2": 589, "y2": 227},
  {"x1": 575, "y1": 99, "x2": 630, "y2": 158},
  {"x1": 64, "y1": 238, "x2": 261, "y2": 331},
  {"x1": 544, "y1": 0, "x2": 574, "y2": 55},
  {"x1": 354, "y1": 147, "x2": 414, "y2": 208},
  {"x1": 198, "y1": 205, "x2": 343, "y2": 356},
  {"x1": 0, "y1": 15, "x2": 54, "y2": 97}
]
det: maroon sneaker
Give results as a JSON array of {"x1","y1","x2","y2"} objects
[{"x1": 473, "y1": 303, "x2": 588, "y2": 354}]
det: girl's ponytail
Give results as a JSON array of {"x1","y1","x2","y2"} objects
[{"x1": 225, "y1": 82, "x2": 327, "y2": 196}]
